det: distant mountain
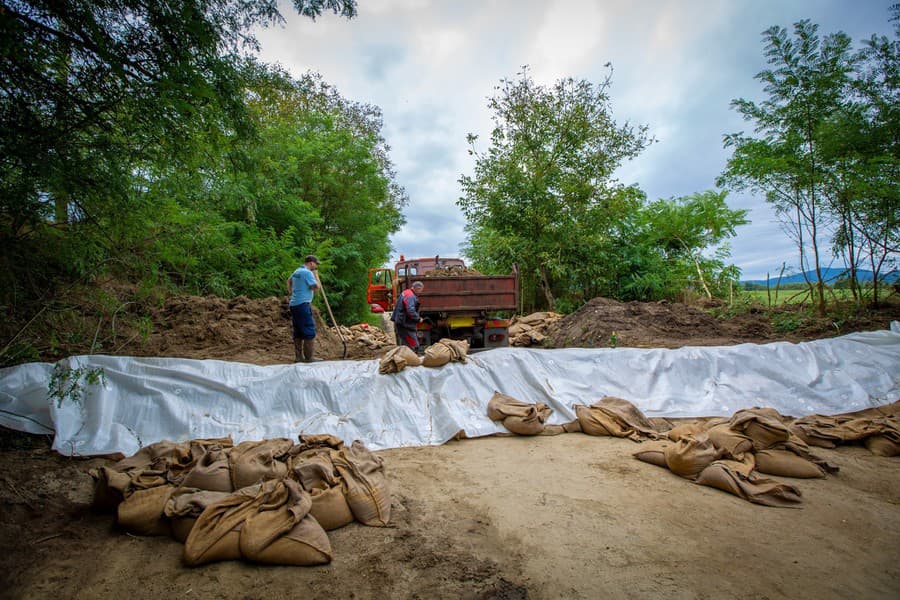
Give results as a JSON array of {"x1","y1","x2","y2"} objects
[{"x1": 741, "y1": 268, "x2": 899, "y2": 286}]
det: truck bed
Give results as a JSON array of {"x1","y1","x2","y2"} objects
[{"x1": 412, "y1": 273, "x2": 518, "y2": 313}]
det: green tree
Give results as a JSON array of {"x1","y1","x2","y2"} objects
[
  {"x1": 0, "y1": 1, "x2": 370, "y2": 364},
  {"x1": 822, "y1": 7, "x2": 899, "y2": 305},
  {"x1": 0, "y1": 0, "x2": 358, "y2": 228},
  {"x1": 636, "y1": 191, "x2": 749, "y2": 299},
  {"x1": 124, "y1": 62, "x2": 407, "y2": 321},
  {"x1": 228, "y1": 66, "x2": 407, "y2": 322},
  {"x1": 721, "y1": 12, "x2": 899, "y2": 312},
  {"x1": 458, "y1": 66, "x2": 653, "y2": 311},
  {"x1": 720, "y1": 20, "x2": 856, "y2": 315}
]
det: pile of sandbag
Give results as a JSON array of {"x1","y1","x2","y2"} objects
[
  {"x1": 630, "y1": 406, "x2": 829, "y2": 508},
  {"x1": 791, "y1": 406, "x2": 900, "y2": 456},
  {"x1": 508, "y1": 312, "x2": 563, "y2": 347},
  {"x1": 330, "y1": 323, "x2": 393, "y2": 351},
  {"x1": 90, "y1": 434, "x2": 390, "y2": 566},
  {"x1": 378, "y1": 338, "x2": 470, "y2": 373},
  {"x1": 487, "y1": 394, "x2": 899, "y2": 507}
]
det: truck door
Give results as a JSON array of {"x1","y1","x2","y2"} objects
[{"x1": 367, "y1": 268, "x2": 393, "y2": 312}]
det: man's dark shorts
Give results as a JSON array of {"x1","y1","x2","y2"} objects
[{"x1": 290, "y1": 303, "x2": 316, "y2": 340}]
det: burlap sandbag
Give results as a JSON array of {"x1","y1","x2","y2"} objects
[
  {"x1": 666, "y1": 422, "x2": 708, "y2": 442},
  {"x1": 729, "y1": 408, "x2": 791, "y2": 450},
  {"x1": 245, "y1": 516, "x2": 333, "y2": 566},
  {"x1": 633, "y1": 440, "x2": 673, "y2": 468},
  {"x1": 421, "y1": 338, "x2": 469, "y2": 368},
  {"x1": 164, "y1": 488, "x2": 233, "y2": 543},
  {"x1": 113, "y1": 440, "x2": 193, "y2": 472},
  {"x1": 753, "y1": 449, "x2": 826, "y2": 479},
  {"x1": 238, "y1": 479, "x2": 331, "y2": 566},
  {"x1": 574, "y1": 397, "x2": 659, "y2": 441},
  {"x1": 167, "y1": 438, "x2": 235, "y2": 486},
  {"x1": 378, "y1": 345, "x2": 423, "y2": 373},
  {"x1": 790, "y1": 418, "x2": 840, "y2": 448},
  {"x1": 92, "y1": 465, "x2": 169, "y2": 501},
  {"x1": 186, "y1": 523, "x2": 243, "y2": 565},
  {"x1": 332, "y1": 441, "x2": 391, "y2": 527},
  {"x1": 487, "y1": 392, "x2": 552, "y2": 436},
  {"x1": 90, "y1": 466, "x2": 133, "y2": 511},
  {"x1": 864, "y1": 434, "x2": 900, "y2": 457},
  {"x1": 308, "y1": 484, "x2": 355, "y2": 531},
  {"x1": 772, "y1": 437, "x2": 840, "y2": 474},
  {"x1": 181, "y1": 448, "x2": 233, "y2": 492},
  {"x1": 171, "y1": 516, "x2": 198, "y2": 544},
  {"x1": 664, "y1": 434, "x2": 719, "y2": 479},
  {"x1": 706, "y1": 423, "x2": 754, "y2": 459},
  {"x1": 291, "y1": 450, "x2": 339, "y2": 489},
  {"x1": 791, "y1": 410, "x2": 899, "y2": 452},
  {"x1": 290, "y1": 450, "x2": 354, "y2": 530},
  {"x1": 117, "y1": 484, "x2": 175, "y2": 536},
  {"x1": 229, "y1": 439, "x2": 292, "y2": 490},
  {"x1": 296, "y1": 433, "x2": 345, "y2": 452},
  {"x1": 696, "y1": 459, "x2": 802, "y2": 508},
  {"x1": 183, "y1": 481, "x2": 276, "y2": 566},
  {"x1": 539, "y1": 424, "x2": 569, "y2": 436}
]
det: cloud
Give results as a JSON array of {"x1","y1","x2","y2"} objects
[{"x1": 255, "y1": 0, "x2": 897, "y2": 275}]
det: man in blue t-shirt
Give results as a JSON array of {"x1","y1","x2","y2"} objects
[{"x1": 287, "y1": 255, "x2": 321, "y2": 362}]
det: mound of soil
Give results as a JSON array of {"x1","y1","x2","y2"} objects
[
  {"x1": 134, "y1": 296, "x2": 380, "y2": 364},
  {"x1": 111, "y1": 293, "x2": 900, "y2": 363},
  {"x1": 547, "y1": 296, "x2": 899, "y2": 350},
  {"x1": 546, "y1": 297, "x2": 757, "y2": 348}
]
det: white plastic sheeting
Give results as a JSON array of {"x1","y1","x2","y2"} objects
[{"x1": 1, "y1": 323, "x2": 898, "y2": 456}]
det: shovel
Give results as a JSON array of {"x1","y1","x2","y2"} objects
[{"x1": 315, "y1": 272, "x2": 348, "y2": 359}]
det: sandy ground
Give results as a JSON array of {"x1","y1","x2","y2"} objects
[{"x1": 2, "y1": 431, "x2": 898, "y2": 599}]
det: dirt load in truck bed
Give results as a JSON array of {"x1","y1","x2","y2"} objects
[{"x1": 419, "y1": 265, "x2": 484, "y2": 277}]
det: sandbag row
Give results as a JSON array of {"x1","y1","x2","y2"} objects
[
  {"x1": 486, "y1": 394, "x2": 898, "y2": 507},
  {"x1": 379, "y1": 338, "x2": 470, "y2": 373},
  {"x1": 90, "y1": 434, "x2": 391, "y2": 566}
]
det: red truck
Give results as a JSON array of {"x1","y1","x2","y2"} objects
[{"x1": 367, "y1": 256, "x2": 519, "y2": 349}]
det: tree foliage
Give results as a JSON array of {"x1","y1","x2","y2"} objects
[
  {"x1": 458, "y1": 66, "x2": 654, "y2": 310},
  {"x1": 0, "y1": 0, "x2": 414, "y2": 364},
  {"x1": 720, "y1": 10, "x2": 898, "y2": 311},
  {"x1": 459, "y1": 67, "x2": 748, "y2": 310}
]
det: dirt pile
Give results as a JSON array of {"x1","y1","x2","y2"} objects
[
  {"x1": 138, "y1": 296, "x2": 381, "y2": 365},
  {"x1": 89, "y1": 291, "x2": 899, "y2": 364},
  {"x1": 546, "y1": 297, "x2": 770, "y2": 349}
]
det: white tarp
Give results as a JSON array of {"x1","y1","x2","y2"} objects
[{"x1": 1, "y1": 323, "x2": 898, "y2": 456}]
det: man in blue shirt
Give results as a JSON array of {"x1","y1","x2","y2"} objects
[{"x1": 287, "y1": 255, "x2": 322, "y2": 362}]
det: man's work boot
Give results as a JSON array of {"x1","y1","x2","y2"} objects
[
  {"x1": 302, "y1": 338, "x2": 323, "y2": 362},
  {"x1": 293, "y1": 338, "x2": 304, "y2": 363}
]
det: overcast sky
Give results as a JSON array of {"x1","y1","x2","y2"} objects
[{"x1": 256, "y1": 0, "x2": 895, "y2": 281}]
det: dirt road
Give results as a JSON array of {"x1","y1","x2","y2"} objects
[{"x1": 2, "y1": 431, "x2": 898, "y2": 599}]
